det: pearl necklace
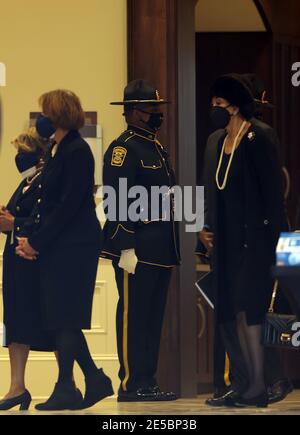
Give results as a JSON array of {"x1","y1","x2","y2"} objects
[{"x1": 215, "y1": 121, "x2": 247, "y2": 191}]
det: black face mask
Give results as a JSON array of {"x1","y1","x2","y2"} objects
[
  {"x1": 210, "y1": 105, "x2": 233, "y2": 130},
  {"x1": 36, "y1": 114, "x2": 56, "y2": 139},
  {"x1": 139, "y1": 110, "x2": 164, "y2": 131},
  {"x1": 15, "y1": 151, "x2": 40, "y2": 179}
]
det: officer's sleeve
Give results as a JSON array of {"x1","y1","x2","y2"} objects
[
  {"x1": 28, "y1": 148, "x2": 93, "y2": 252},
  {"x1": 103, "y1": 142, "x2": 137, "y2": 251}
]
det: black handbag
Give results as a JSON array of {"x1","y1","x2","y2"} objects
[{"x1": 263, "y1": 281, "x2": 298, "y2": 349}]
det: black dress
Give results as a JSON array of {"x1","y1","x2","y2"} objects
[
  {"x1": 2, "y1": 176, "x2": 55, "y2": 351},
  {"x1": 27, "y1": 130, "x2": 103, "y2": 331},
  {"x1": 217, "y1": 142, "x2": 248, "y2": 323},
  {"x1": 215, "y1": 127, "x2": 284, "y2": 326}
]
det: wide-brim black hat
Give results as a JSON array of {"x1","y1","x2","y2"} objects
[
  {"x1": 111, "y1": 79, "x2": 170, "y2": 105},
  {"x1": 241, "y1": 74, "x2": 275, "y2": 109},
  {"x1": 211, "y1": 73, "x2": 255, "y2": 120}
]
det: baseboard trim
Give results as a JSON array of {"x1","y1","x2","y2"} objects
[{"x1": 0, "y1": 354, "x2": 118, "y2": 362}]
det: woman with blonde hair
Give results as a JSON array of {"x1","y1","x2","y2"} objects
[
  {"x1": 0, "y1": 127, "x2": 55, "y2": 411},
  {"x1": 16, "y1": 90, "x2": 113, "y2": 411}
]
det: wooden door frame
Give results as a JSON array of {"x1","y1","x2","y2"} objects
[{"x1": 127, "y1": 0, "x2": 198, "y2": 397}]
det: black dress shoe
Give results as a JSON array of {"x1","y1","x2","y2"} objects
[
  {"x1": 35, "y1": 382, "x2": 83, "y2": 411},
  {"x1": 0, "y1": 390, "x2": 31, "y2": 411},
  {"x1": 225, "y1": 392, "x2": 269, "y2": 409},
  {"x1": 213, "y1": 386, "x2": 231, "y2": 399},
  {"x1": 268, "y1": 379, "x2": 293, "y2": 404},
  {"x1": 118, "y1": 386, "x2": 177, "y2": 402},
  {"x1": 150, "y1": 386, "x2": 177, "y2": 401},
  {"x1": 205, "y1": 390, "x2": 239, "y2": 407},
  {"x1": 81, "y1": 369, "x2": 114, "y2": 409}
]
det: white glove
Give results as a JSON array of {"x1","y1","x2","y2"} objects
[{"x1": 119, "y1": 249, "x2": 138, "y2": 275}]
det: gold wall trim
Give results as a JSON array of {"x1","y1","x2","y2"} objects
[{"x1": 0, "y1": 354, "x2": 119, "y2": 362}]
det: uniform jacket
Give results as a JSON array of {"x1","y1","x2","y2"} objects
[{"x1": 101, "y1": 125, "x2": 181, "y2": 268}]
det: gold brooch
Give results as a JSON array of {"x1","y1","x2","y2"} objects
[{"x1": 248, "y1": 131, "x2": 255, "y2": 141}]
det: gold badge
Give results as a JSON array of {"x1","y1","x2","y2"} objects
[{"x1": 111, "y1": 146, "x2": 127, "y2": 167}]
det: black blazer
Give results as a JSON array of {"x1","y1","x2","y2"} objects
[
  {"x1": 196, "y1": 118, "x2": 286, "y2": 255},
  {"x1": 28, "y1": 130, "x2": 102, "y2": 253},
  {"x1": 2, "y1": 174, "x2": 56, "y2": 351},
  {"x1": 4, "y1": 176, "x2": 42, "y2": 249}
]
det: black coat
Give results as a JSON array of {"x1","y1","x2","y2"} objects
[
  {"x1": 28, "y1": 130, "x2": 103, "y2": 330},
  {"x1": 200, "y1": 118, "x2": 284, "y2": 233},
  {"x1": 101, "y1": 125, "x2": 180, "y2": 268},
  {"x1": 2, "y1": 176, "x2": 55, "y2": 350},
  {"x1": 200, "y1": 122, "x2": 285, "y2": 324}
]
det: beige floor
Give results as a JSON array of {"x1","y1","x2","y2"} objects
[{"x1": 2, "y1": 391, "x2": 300, "y2": 415}]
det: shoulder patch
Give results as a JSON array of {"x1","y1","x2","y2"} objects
[{"x1": 111, "y1": 146, "x2": 127, "y2": 167}]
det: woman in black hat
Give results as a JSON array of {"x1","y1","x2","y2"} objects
[{"x1": 206, "y1": 74, "x2": 285, "y2": 407}]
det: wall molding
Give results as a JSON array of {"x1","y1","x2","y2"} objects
[
  {"x1": 0, "y1": 252, "x2": 112, "y2": 266},
  {"x1": 0, "y1": 354, "x2": 118, "y2": 362},
  {"x1": 0, "y1": 237, "x2": 119, "y2": 396},
  {"x1": 30, "y1": 395, "x2": 118, "y2": 402}
]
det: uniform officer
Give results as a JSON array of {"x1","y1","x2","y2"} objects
[{"x1": 101, "y1": 79, "x2": 181, "y2": 402}]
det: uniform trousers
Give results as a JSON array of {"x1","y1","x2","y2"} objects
[{"x1": 113, "y1": 260, "x2": 172, "y2": 392}]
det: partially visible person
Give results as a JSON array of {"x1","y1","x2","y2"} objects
[
  {"x1": 16, "y1": 90, "x2": 113, "y2": 411},
  {"x1": 0, "y1": 128, "x2": 55, "y2": 411}
]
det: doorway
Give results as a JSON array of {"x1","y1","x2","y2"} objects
[{"x1": 195, "y1": 0, "x2": 272, "y2": 393}]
